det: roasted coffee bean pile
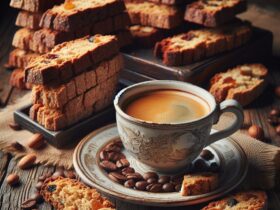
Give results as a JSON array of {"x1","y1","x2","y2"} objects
[{"x1": 99, "y1": 140, "x2": 219, "y2": 193}]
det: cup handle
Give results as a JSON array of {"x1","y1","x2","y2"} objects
[{"x1": 207, "y1": 99, "x2": 244, "y2": 146}]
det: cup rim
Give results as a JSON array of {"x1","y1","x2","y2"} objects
[{"x1": 114, "y1": 80, "x2": 218, "y2": 128}]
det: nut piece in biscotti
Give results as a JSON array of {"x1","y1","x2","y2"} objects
[
  {"x1": 180, "y1": 173, "x2": 218, "y2": 196},
  {"x1": 154, "y1": 20, "x2": 251, "y2": 66},
  {"x1": 10, "y1": 0, "x2": 64, "y2": 12},
  {"x1": 185, "y1": 0, "x2": 247, "y2": 27},
  {"x1": 202, "y1": 191, "x2": 267, "y2": 210},
  {"x1": 15, "y1": 11, "x2": 43, "y2": 30},
  {"x1": 209, "y1": 64, "x2": 268, "y2": 106},
  {"x1": 8, "y1": 49, "x2": 39, "y2": 69},
  {"x1": 40, "y1": 176, "x2": 115, "y2": 210},
  {"x1": 130, "y1": 25, "x2": 164, "y2": 48},
  {"x1": 40, "y1": 0, "x2": 125, "y2": 32},
  {"x1": 24, "y1": 35, "x2": 119, "y2": 85},
  {"x1": 12, "y1": 28, "x2": 34, "y2": 51},
  {"x1": 125, "y1": 2, "x2": 183, "y2": 29}
]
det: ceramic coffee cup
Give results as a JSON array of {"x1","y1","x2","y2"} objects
[{"x1": 114, "y1": 80, "x2": 244, "y2": 172}]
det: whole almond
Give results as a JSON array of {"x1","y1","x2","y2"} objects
[
  {"x1": 6, "y1": 173, "x2": 19, "y2": 186},
  {"x1": 18, "y1": 154, "x2": 37, "y2": 169},
  {"x1": 27, "y1": 133, "x2": 44, "y2": 149}
]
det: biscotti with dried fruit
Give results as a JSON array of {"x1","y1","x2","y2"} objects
[
  {"x1": 25, "y1": 35, "x2": 119, "y2": 85},
  {"x1": 202, "y1": 191, "x2": 267, "y2": 210},
  {"x1": 130, "y1": 25, "x2": 164, "y2": 48},
  {"x1": 125, "y1": 2, "x2": 183, "y2": 29},
  {"x1": 32, "y1": 55, "x2": 123, "y2": 109},
  {"x1": 180, "y1": 172, "x2": 218, "y2": 196},
  {"x1": 40, "y1": 176, "x2": 115, "y2": 210},
  {"x1": 209, "y1": 64, "x2": 268, "y2": 106},
  {"x1": 8, "y1": 48, "x2": 39, "y2": 69},
  {"x1": 40, "y1": 0, "x2": 125, "y2": 32},
  {"x1": 10, "y1": 0, "x2": 64, "y2": 12},
  {"x1": 185, "y1": 0, "x2": 247, "y2": 27},
  {"x1": 154, "y1": 20, "x2": 251, "y2": 66},
  {"x1": 9, "y1": 68, "x2": 32, "y2": 89},
  {"x1": 12, "y1": 28, "x2": 34, "y2": 51},
  {"x1": 15, "y1": 11, "x2": 43, "y2": 30},
  {"x1": 124, "y1": 0, "x2": 189, "y2": 5}
]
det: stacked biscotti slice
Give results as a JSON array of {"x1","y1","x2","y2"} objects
[
  {"x1": 154, "y1": 20, "x2": 252, "y2": 66},
  {"x1": 26, "y1": 35, "x2": 123, "y2": 131}
]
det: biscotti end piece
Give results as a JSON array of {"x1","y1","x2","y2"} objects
[
  {"x1": 209, "y1": 63, "x2": 268, "y2": 106},
  {"x1": 15, "y1": 11, "x2": 43, "y2": 30},
  {"x1": 185, "y1": 0, "x2": 247, "y2": 27},
  {"x1": 25, "y1": 35, "x2": 119, "y2": 85},
  {"x1": 126, "y1": 2, "x2": 183, "y2": 29},
  {"x1": 10, "y1": 0, "x2": 64, "y2": 12},
  {"x1": 180, "y1": 172, "x2": 218, "y2": 196},
  {"x1": 202, "y1": 191, "x2": 267, "y2": 210},
  {"x1": 40, "y1": 176, "x2": 115, "y2": 210}
]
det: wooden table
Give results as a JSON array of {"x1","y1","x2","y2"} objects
[{"x1": 1, "y1": 3, "x2": 280, "y2": 210}]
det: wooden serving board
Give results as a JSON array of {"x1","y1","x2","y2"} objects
[{"x1": 121, "y1": 27, "x2": 273, "y2": 86}]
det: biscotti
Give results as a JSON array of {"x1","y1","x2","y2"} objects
[
  {"x1": 32, "y1": 12, "x2": 130, "y2": 53},
  {"x1": 25, "y1": 35, "x2": 119, "y2": 85},
  {"x1": 12, "y1": 28, "x2": 34, "y2": 51},
  {"x1": 15, "y1": 11, "x2": 43, "y2": 30},
  {"x1": 10, "y1": 0, "x2": 64, "y2": 12},
  {"x1": 9, "y1": 68, "x2": 32, "y2": 89},
  {"x1": 32, "y1": 55, "x2": 123, "y2": 109},
  {"x1": 124, "y1": 0, "x2": 189, "y2": 5},
  {"x1": 125, "y1": 2, "x2": 183, "y2": 29},
  {"x1": 130, "y1": 25, "x2": 164, "y2": 48},
  {"x1": 40, "y1": 0, "x2": 125, "y2": 32},
  {"x1": 40, "y1": 176, "x2": 115, "y2": 210},
  {"x1": 185, "y1": 0, "x2": 247, "y2": 27},
  {"x1": 202, "y1": 191, "x2": 267, "y2": 210},
  {"x1": 8, "y1": 49, "x2": 39, "y2": 69},
  {"x1": 180, "y1": 173, "x2": 218, "y2": 196},
  {"x1": 209, "y1": 64, "x2": 268, "y2": 106},
  {"x1": 154, "y1": 20, "x2": 251, "y2": 66}
]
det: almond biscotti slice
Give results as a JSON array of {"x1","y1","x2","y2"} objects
[
  {"x1": 10, "y1": 0, "x2": 64, "y2": 12},
  {"x1": 15, "y1": 11, "x2": 43, "y2": 30},
  {"x1": 185, "y1": 0, "x2": 247, "y2": 27},
  {"x1": 180, "y1": 172, "x2": 218, "y2": 196},
  {"x1": 40, "y1": 0, "x2": 125, "y2": 32},
  {"x1": 202, "y1": 191, "x2": 267, "y2": 210},
  {"x1": 154, "y1": 21, "x2": 251, "y2": 66},
  {"x1": 209, "y1": 64, "x2": 268, "y2": 106},
  {"x1": 12, "y1": 28, "x2": 34, "y2": 51},
  {"x1": 40, "y1": 177, "x2": 115, "y2": 210},
  {"x1": 25, "y1": 35, "x2": 119, "y2": 85},
  {"x1": 8, "y1": 48, "x2": 39, "y2": 69},
  {"x1": 125, "y1": 2, "x2": 183, "y2": 29},
  {"x1": 32, "y1": 54, "x2": 123, "y2": 109}
]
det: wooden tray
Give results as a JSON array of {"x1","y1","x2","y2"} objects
[{"x1": 121, "y1": 27, "x2": 273, "y2": 85}]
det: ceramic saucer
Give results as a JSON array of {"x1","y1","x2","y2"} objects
[{"x1": 73, "y1": 124, "x2": 248, "y2": 206}]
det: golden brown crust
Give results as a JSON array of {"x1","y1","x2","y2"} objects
[
  {"x1": 180, "y1": 172, "x2": 218, "y2": 196},
  {"x1": 8, "y1": 49, "x2": 40, "y2": 69},
  {"x1": 15, "y1": 11, "x2": 43, "y2": 30},
  {"x1": 40, "y1": 176, "x2": 115, "y2": 210},
  {"x1": 12, "y1": 28, "x2": 35, "y2": 51},
  {"x1": 9, "y1": 68, "x2": 32, "y2": 90},
  {"x1": 10, "y1": 0, "x2": 64, "y2": 12},
  {"x1": 209, "y1": 64, "x2": 268, "y2": 106},
  {"x1": 202, "y1": 191, "x2": 267, "y2": 210}
]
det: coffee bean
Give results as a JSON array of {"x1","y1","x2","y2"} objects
[
  {"x1": 175, "y1": 184, "x2": 181, "y2": 192},
  {"x1": 100, "y1": 160, "x2": 117, "y2": 171},
  {"x1": 143, "y1": 172, "x2": 158, "y2": 180},
  {"x1": 276, "y1": 125, "x2": 280, "y2": 135},
  {"x1": 109, "y1": 172, "x2": 127, "y2": 184},
  {"x1": 64, "y1": 171, "x2": 76, "y2": 179},
  {"x1": 275, "y1": 86, "x2": 280, "y2": 98},
  {"x1": 35, "y1": 181, "x2": 43, "y2": 190},
  {"x1": 270, "y1": 108, "x2": 280, "y2": 117},
  {"x1": 209, "y1": 162, "x2": 220, "y2": 172},
  {"x1": 18, "y1": 154, "x2": 37, "y2": 169},
  {"x1": 193, "y1": 159, "x2": 208, "y2": 172},
  {"x1": 267, "y1": 116, "x2": 280, "y2": 126},
  {"x1": 9, "y1": 122, "x2": 21, "y2": 131},
  {"x1": 124, "y1": 179, "x2": 135, "y2": 188},
  {"x1": 149, "y1": 183, "x2": 163, "y2": 192},
  {"x1": 27, "y1": 133, "x2": 45, "y2": 149},
  {"x1": 6, "y1": 174, "x2": 19, "y2": 186},
  {"x1": 126, "y1": 172, "x2": 143, "y2": 181},
  {"x1": 31, "y1": 191, "x2": 43, "y2": 203},
  {"x1": 116, "y1": 158, "x2": 130, "y2": 168},
  {"x1": 21, "y1": 198, "x2": 37, "y2": 209},
  {"x1": 162, "y1": 183, "x2": 175, "y2": 192},
  {"x1": 135, "y1": 181, "x2": 149, "y2": 191},
  {"x1": 147, "y1": 177, "x2": 158, "y2": 184},
  {"x1": 158, "y1": 176, "x2": 170, "y2": 184},
  {"x1": 171, "y1": 174, "x2": 183, "y2": 184},
  {"x1": 108, "y1": 152, "x2": 125, "y2": 162},
  {"x1": 121, "y1": 167, "x2": 135, "y2": 175},
  {"x1": 104, "y1": 143, "x2": 122, "y2": 152},
  {"x1": 146, "y1": 183, "x2": 153, "y2": 191},
  {"x1": 52, "y1": 170, "x2": 65, "y2": 178},
  {"x1": 10, "y1": 141, "x2": 25, "y2": 151},
  {"x1": 200, "y1": 149, "x2": 214, "y2": 160},
  {"x1": 99, "y1": 151, "x2": 108, "y2": 161}
]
